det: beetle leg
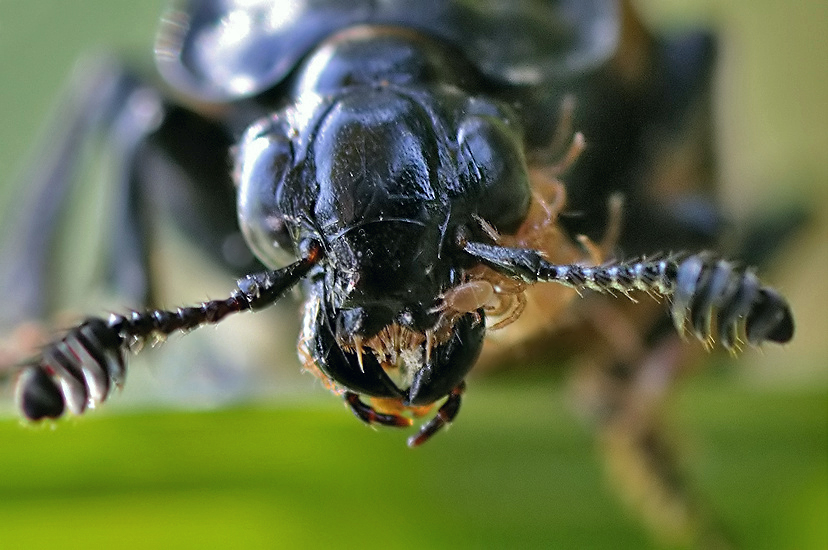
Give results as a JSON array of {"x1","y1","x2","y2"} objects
[
  {"x1": 99, "y1": 69, "x2": 167, "y2": 308},
  {"x1": 407, "y1": 382, "x2": 466, "y2": 448},
  {"x1": 578, "y1": 326, "x2": 725, "y2": 548},
  {"x1": 140, "y1": 103, "x2": 260, "y2": 276},
  {"x1": 601, "y1": 345, "x2": 700, "y2": 546},
  {"x1": 1, "y1": 56, "x2": 258, "y2": 332},
  {"x1": 544, "y1": 94, "x2": 577, "y2": 163},
  {"x1": 0, "y1": 57, "x2": 165, "y2": 325}
]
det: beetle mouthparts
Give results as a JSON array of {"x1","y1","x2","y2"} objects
[{"x1": 339, "y1": 323, "x2": 436, "y2": 388}]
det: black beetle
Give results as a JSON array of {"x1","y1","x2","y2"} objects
[
  {"x1": 3, "y1": 0, "x2": 793, "y2": 440},
  {"x1": 0, "y1": 1, "x2": 796, "y2": 541}
]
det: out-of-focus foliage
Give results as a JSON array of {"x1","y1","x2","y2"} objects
[{"x1": 0, "y1": 381, "x2": 825, "y2": 549}]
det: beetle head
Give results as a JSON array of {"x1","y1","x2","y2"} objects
[{"x1": 235, "y1": 83, "x2": 532, "y2": 404}]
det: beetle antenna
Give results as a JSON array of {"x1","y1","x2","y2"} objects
[
  {"x1": 15, "y1": 243, "x2": 323, "y2": 421},
  {"x1": 461, "y1": 241, "x2": 793, "y2": 351}
]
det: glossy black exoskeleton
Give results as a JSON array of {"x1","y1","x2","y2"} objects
[
  {"x1": 3, "y1": 0, "x2": 793, "y2": 440},
  {"x1": 0, "y1": 1, "x2": 796, "y2": 537}
]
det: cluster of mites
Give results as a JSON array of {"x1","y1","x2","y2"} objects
[{"x1": 15, "y1": 251, "x2": 792, "y2": 422}]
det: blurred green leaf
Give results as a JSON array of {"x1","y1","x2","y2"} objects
[{"x1": 0, "y1": 379, "x2": 825, "y2": 549}]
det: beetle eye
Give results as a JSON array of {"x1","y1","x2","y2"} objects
[
  {"x1": 457, "y1": 115, "x2": 531, "y2": 233},
  {"x1": 235, "y1": 132, "x2": 296, "y2": 267}
]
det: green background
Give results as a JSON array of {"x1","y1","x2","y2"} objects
[{"x1": 0, "y1": 2, "x2": 825, "y2": 549}]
